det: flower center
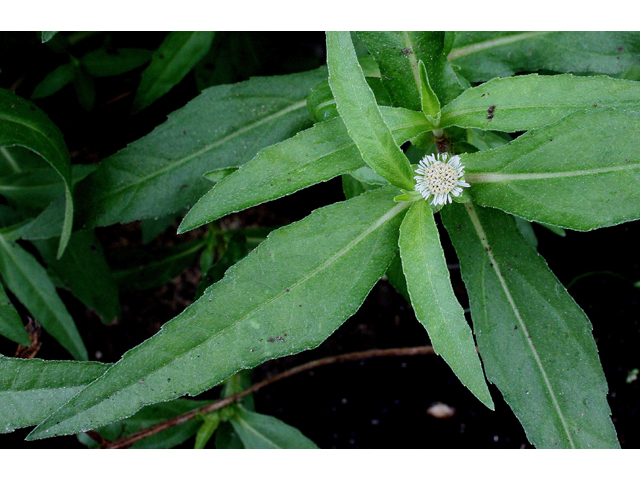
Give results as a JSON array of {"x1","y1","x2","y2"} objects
[{"x1": 421, "y1": 162, "x2": 459, "y2": 194}]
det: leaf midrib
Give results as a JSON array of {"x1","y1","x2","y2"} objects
[
  {"x1": 447, "y1": 32, "x2": 548, "y2": 60},
  {"x1": 465, "y1": 202, "x2": 575, "y2": 448},
  {"x1": 467, "y1": 163, "x2": 640, "y2": 183},
  {"x1": 233, "y1": 415, "x2": 281, "y2": 448}
]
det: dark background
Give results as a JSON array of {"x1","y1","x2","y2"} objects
[{"x1": 0, "y1": 32, "x2": 638, "y2": 449}]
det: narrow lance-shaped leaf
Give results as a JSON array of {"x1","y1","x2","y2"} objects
[
  {"x1": 440, "y1": 74, "x2": 640, "y2": 132},
  {"x1": 326, "y1": 31, "x2": 415, "y2": 191},
  {"x1": 356, "y1": 31, "x2": 464, "y2": 109},
  {"x1": 0, "y1": 356, "x2": 109, "y2": 433},
  {"x1": 179, "y1": 106, "x2": 429, "y2": 232},
  {"x1": 80, "y1": 48, "x2": 153, "y2": 77},
  {"x1": 34, "y1": 229, "x2": 121, "y2": 324},
  {"x1": 449, "y1": 32, "x2": 640, "y2": 83},
  {"x1": 0, "y1": 283, "x2": 29, "y2": 346},
  {"x1": 463, "y1": 108, "x2": 640, "y2": 231},
  {"x1": 0, "y1": 236, "x2": 87, "y2": 360},
  {"x1": 132, "y1": 32, "x2": 215, "y2": 113},
  {"x1": 31, "y1": 64, "x2": 76, "y2": 100},
  {"x1": 28, "y1": 186, "x2": 409, "y2": 440},
  {"x1": 0, "y1": 88, "x2": 73, "y2": 257},
  {"x1": 399, "y1": 201, "x2": 493, "y2": 409},
  {"x1": 441, "y1": 203, "x2": 618, "y2": 448},
  {"x1": 230, "y1": 406, "x2": 318, "y2": 449},
  {"x1": 76, "y1": 67, "x2": 328, "y2": 228}
]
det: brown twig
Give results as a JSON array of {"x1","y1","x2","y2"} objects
[
  {"x1": 103, "y1": 345, "x2": 435, "y2": 449},
  {"x1": 14, "y1": 319, "x2": 42, "y2": 359}
]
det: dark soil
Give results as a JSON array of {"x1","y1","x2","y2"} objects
[{"x1": 0, "y1": 32, "x2": 638, "y2": 449}]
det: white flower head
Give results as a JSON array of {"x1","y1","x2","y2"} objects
[{"x1": 414, "y1": 153, "x2": 470, "y2": 206}]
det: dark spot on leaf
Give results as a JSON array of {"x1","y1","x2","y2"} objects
[
  {"x1": 625, "y1": 159, "x2": 630, "y2": 163},
  {"x1": 549, "y1": 138, "x2": 553, "y2": 142},
  {"x1": 167, "y1": 378, "x2": 171, "y2": 382},
  {"x1": 30, "y1": 106, "x2": 36, "y2": 111},
  {"x1": 285, "y1": 288, "x2": 290, "y2": 292},
  {"x1": 267, "y1": 337, "x2": 275, "y2": 343},
  {"x1": 618, "y1": 46, "x2": 623, "y2": 52},
  {"x1": 400, "y1": 48, "x2": 413, "y2": 55},
  {"x1": 593, "y1": 104, "x2": 598, "y2": 107},
  {"x1": 183, "y1": 130, "x2": 187, "y2": 135},
  {"x1": 159, "y1": 54, "x2": 165, "y2": 59},
  {"x1": 514, "y1": 326, "x2": 518, "y2": 330}
]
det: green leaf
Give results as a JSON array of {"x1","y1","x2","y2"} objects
[
  {"x1": 326, "y1": 31, "x2": 415, "y2": 191},
  {"x1": 0, "y1": 164, "x2": 95, "y2": 213},
  {"x1": 110, "y1": 239, "x2": 207, "y2": 291},
  {"x1": 179, "y1": 106, "x2": 428, "y2": 232},
  {"x1": 230, "y1": 406, "x2": 317, "y2": 449},
  {"x1": 0, "y1": 236, "x2": 87, "y2": 360},
  {"x1": 441, "y1": 203, "x2": 618, "y2": 448},
  {"x1": 80, "y1": 48, "x2": 152, "y2": 77},
  {"x1": 72, "y1": 67, "x2": 95, "y2": 111},
  {"x1": 27, "y1": 186, "x2": 408, "y2": 440},
  {"x1": 449, "y1": 32, "x2": 640, "y2": 83},
  {"x1": 0, "y1": 88, "x2": 73, "y2": 257},
  {"x1": 31, "y1": 64, "x2": 76, "y2": 100},
  {"x1": 0, "y1": 283, "x2": 29, "y2": 346},
  {"x1": 440, "y1": 74, "x2": 640, "y2": 132},
  {"x1": 41, "y1": 32, "x2": 58, "y2": 43},
  {"x1": 0, "y1": 357, "x2": 108, "y2": 433},
  {"x1": 463, "y1": 108, "x2": 640, "y2": 231},
  {"x1": 76, "y1": 67, "x2": 327, "y2": 228},
  {"x1": 384, "y1": 249, "x2": 410, "y2": 303},
  {"x1": 215, "y1": 420, "x2": 244, "y2": 449},
  {"x1": 195, "y1": 232, "x2": 249, "y2": 298},
  {"x1": 194, "y1": 413, "x2": 220, "y2": 449},
  {"x1": 356, "y1": 31, "x2": 464, "y2": 109},
  {"x1": 418, "y1": 60, "x2": 440, "y2": 124},
  {"x1": 16, "y1": 165, "x2": 95, "y2": 242},
  {"x1": 399, "y1": 201, "x2": 493, "y2": 409},
  {"x1": 34, "y1": 229, "x2": 121, "y2": 324},
  {"x1": 306, "y1": 77, "x2": 392, "y2": 124},
  {"x1": 141, "y1": 214, "x2": 178, "y2": 245},
  {"x1": 132, "y1": 32, "x2": 215, "y2": 113}
]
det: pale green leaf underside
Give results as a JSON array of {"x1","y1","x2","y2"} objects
[
  {"x1": 399, "y1": 201, "x2": 493, "y2": 409},
  {"x1": 28, "y1": 186, "x2": 408, "y2": 440},
  {"x1": 464, "y1": 108, "x2": 640, "y2": 231},
  {"x1": 0, "y1": 236, "x2": 87, "y2": 360},
  {"x1": 0, "y1": 356, "x2": 108, "y2": 433},
  {"x1": 230, "y1": 406, "x2": 318, "y2": 449},
  {"x1": 76, "y1": 67, "x2": 327, "y2": 229},
  {"x1": 326, "y1": 31, "x2": 415, "y2": 191},
  {"x1": 441, "y1": 203, "x2": 618, "y2": 448},
  {"x1": 449, "y1": 32, "x2": 640, "y2": 82},
  {"x1": 440, "y1": 74, "x2": 640, "y2": 132},
  {"x1": 0, "y1": 89, "x2": 73, "y2": 257},
  {"x1": 180, "y1": 106, "x2": 429, "y2": 232}
]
